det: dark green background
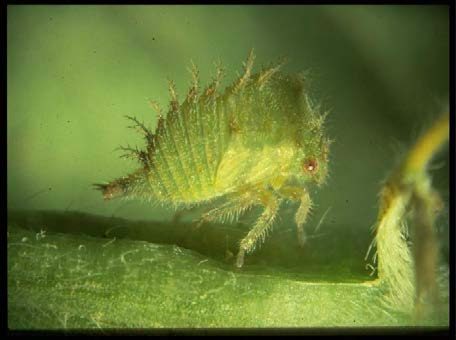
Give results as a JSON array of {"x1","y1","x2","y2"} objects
[{"x1": 7, "y1": 5, "x2": 449, "y2": 254}]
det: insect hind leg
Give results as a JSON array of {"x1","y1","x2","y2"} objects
[{"x1": 236, "y1": 192, "x2": 282, "y2": 268}]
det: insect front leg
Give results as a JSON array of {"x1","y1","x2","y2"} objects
[
  {"x1": 236, "y1": 191, "x2": 282, "y2": 268},
  {"x1": 295, "y1": 189, "x2": 312, "y2": 247},
  {"x1": 277, "y1": 186, "x2": 312, "y2": 248}
]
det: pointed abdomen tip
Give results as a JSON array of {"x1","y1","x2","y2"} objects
[{"x1": 93, "y1": 183, "x2": 124, "y2": 201}]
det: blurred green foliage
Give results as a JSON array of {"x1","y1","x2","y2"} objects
[{"x1": 7, "y1": 5, "x2": 449, "y2": 223}]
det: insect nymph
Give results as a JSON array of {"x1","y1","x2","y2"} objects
[{"x1": 95, "y1": 50, "x2": 331, "y2": 268}]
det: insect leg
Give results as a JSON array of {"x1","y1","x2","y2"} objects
[
  {"x1": 236, "y1": 192, "x2": 282, "y2": 268},
  {"x1": 295, "y1": 189, "x2": 312, "y2": 248},
  {"x1": 276, "y1": 186, "x2": 312, "y2": 248},
  {"x1": 195, "y1": 191, "x2": 256, "y2": 228}
]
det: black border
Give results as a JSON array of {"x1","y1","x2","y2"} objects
[
  {"x1": 4, "y1": 0, "x2": 455, "y2": 5},
  {"x1": 4, "y1": 0, "x2": 454, "y2": 337}
]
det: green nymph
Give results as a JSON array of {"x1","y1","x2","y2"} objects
[{"x1": 95, "y1": 50, "x2": 331, "y2": 267}]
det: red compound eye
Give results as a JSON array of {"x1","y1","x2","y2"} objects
[{"x1": 303, "y1": 158, "x2": 318, "y2": 173}]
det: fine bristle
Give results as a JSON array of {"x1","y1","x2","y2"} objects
[
  {"x1": 257, "y1": 57, "x2": 288, "y2": 89},
  {"x1": 232, "y1": 49, "x2": 255, "y2": 93},
  {"x1": 168, "y1": 79, "x2": 179, "y2": 112},
  {"x1": 186, "y1": 60, "x2": 199, "y2": 102}
]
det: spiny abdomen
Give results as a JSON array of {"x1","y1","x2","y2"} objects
[
  {"x1": 95, "y1": 50, "x2": 307, "y2": 206},
  {"x1": 148, "y1": 75, "x2": 231, "y2": 204}
]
